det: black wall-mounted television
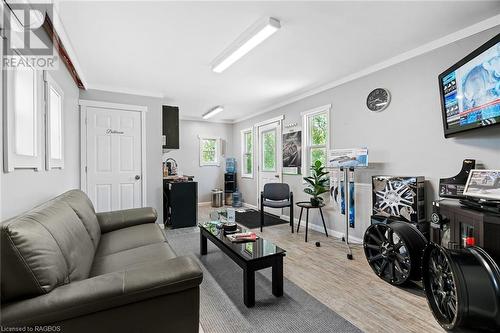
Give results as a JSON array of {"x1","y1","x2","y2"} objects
[{"x1": 439, "y1": 33, "x2": 500, "y2": 138}]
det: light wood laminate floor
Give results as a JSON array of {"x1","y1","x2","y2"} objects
[{"x1": 198, "y1": 206, "x2": 444, "y2": 333}]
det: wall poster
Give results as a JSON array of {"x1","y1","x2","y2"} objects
[{"x1": 282, "y1": 131, "x2": 302, "y2": 175}]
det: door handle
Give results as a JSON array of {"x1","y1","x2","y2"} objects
[
  {"x1": 135, "y1": 175, "x2": 141, "y2": 180},
  {"x1": 275, "y1": 175, "x2": 280, "y2": 178}
]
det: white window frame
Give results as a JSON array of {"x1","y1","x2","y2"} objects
[
  {"x1": 301, "y1": 104, "x2": 331, "y2": 177},
  {"x1": 3, "y1": 47, "x2": 43, "y2": 172},
  {"x1": 199, "y1": 136, "x2": 220, "y2": 167},
  {"x1": 240, "y1": 127, "x2": 254, "y2": 178},
  {"x1": 44, "y1": 71, "x2": 65, "y2": 170}
]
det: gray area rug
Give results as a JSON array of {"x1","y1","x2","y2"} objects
[{"x1": 165, "y1": 227, "x2": 362, "y2": 333}]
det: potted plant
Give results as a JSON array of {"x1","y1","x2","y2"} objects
[{"x1": 303, "y1": 160, "x2": 329, "y2": 206}]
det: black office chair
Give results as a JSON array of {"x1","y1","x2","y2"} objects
[{"x1": 260, "y1": 183, "x2": 294, "y2": 233}]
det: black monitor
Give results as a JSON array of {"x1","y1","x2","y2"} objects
[{"x1": 439, "y1": 33, "x2": 500, "y2": 138}]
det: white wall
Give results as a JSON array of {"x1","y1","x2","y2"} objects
[
  {"x1": 78, "y1": 89, "x2": 164, "y2": 222},
  {"x1": 232, "y1": 27, "x2": 500, "y2": 242},
  {"x1": 164, "y1": 120, "x2": 234, "y2": 203},
  {"x1": 0, "y1": 47, "x2": 81, "y2": 220}
]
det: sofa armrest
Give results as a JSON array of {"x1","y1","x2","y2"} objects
[
  {"x1": 96, "y1": 207, "x2": 158, "y2": 233},
  {"x1": 1, "y1": 256, "x2": 203, "y2": 326}
]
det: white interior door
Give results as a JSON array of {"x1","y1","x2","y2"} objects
[
  {"x1": 85, "y1": 106, "x2": 143, "y2": 212},
  {"x1": 257, "y1": 120, "x2": 283, "y2": 216}
]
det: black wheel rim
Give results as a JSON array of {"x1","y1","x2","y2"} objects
[
  {"x1": 426, "y1": 246, "x2": 458, "y2": 326},
  {"x1": 364, "y1": 223, "x2": 411, "y2": 285},
  {"x1": 423, "y1": 244, "x2": 500, "y2": 331}
]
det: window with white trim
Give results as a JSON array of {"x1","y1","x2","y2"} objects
[
  {"x1": 302, "y1": 105, "x2": 331, "y2": 175},
  {"x1": 45, "y1": 72, "x2": 65, "y2": 169},
  {"x1": 241, "y1": 128, "x2": 253, "y2": 178},
  {"x1": 3, "y1": 50, "x2": 43, "y2": 172},
  {"x1": 199, "y1": 137, "x2": 220, "y2": 166}
]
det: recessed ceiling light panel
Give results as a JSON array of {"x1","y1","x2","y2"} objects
[
  {"x1": 211, "y1": 17, "x2": 281, "y2": 73},
  {"x1": 202, "y1": 105, "x2": 224, "y2": 119}
]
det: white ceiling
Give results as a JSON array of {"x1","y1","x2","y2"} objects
[{"x1": 57, "y1": 1, "x2": 500, "y2": 122}]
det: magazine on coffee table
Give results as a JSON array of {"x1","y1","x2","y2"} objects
[{"x1": 227, "y1": 232, "x2": 259, "y2": 243}]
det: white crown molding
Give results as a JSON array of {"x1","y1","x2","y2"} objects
[
  {"x1": 234, "y1": 14, "x2": 500, "y2": 124},
  {"x1": 86, "y1": 83, "x2": 164, "y2": 99},
  {"x1": 51, "y1": 2, "x2": 88, "y2": 89},
  {"x1": 52, "y1": 8, "x2": 498, "y2": 123}
]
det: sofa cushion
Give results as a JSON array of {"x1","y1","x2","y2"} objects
[
  {"x1": 1, "y1": 199, "x2": 95, "y2": 302},
  {"x1": 96, "y1": 224, "x2": 166, "y2": 257},
  {"x1": 59, "y1": 190, "x2": 101, "y2": 249},
  {"x1": 90, "y1": 242, "x2": 177, "y2": 277}
]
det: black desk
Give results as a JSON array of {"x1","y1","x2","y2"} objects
[
  {"x1": 296, "y1": 201, "x2": 329, "y2": 242},
  {"x1": 199, "y1": 223, "x2": 286, "y2": 307}
]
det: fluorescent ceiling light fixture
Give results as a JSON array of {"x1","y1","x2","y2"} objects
[
  {"x1": 203, "y1": 106, "x2": 224, "y2": 119},
  {"x1": 211, "y1": 17, "x2": 281, "y2": 73}
]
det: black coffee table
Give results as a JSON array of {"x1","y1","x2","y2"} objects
[{"x1": 199, "y1": 223, "x2": 286, "y2": 307}]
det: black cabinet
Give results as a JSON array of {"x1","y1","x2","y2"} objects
[
  {"x1": 431, "y1": 200, "x2": 500, "y2": 261},
  {"x1": 224, "y1": 173, "x2": 237, "y2": 193},
  {"x1": 163, "y1": 181, "x2": 197, "y2": 228},
  {"x1": 162, "y1": 105, "x2": 179, "y2": 149}
]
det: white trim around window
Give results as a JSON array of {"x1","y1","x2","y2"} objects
[
  {"x1": 301, "y1": 104, "x2": 331, "y2": 176},
  {"x1": 3, "y1": 48, "x2": 43, "y2": 172},
  {"x1": 44, "y1": 71, "x2": 65, "y2": 170},
  {"x1": 240, "y1": 127, "x2": 254, "y2": 178},
  {"x1": 199, "y1": 136, "x2": 221, "y2": 167}
]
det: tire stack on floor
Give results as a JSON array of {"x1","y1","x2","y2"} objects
[
  {"x1": 363, "y1": 221, "x2": 427, "y2": 286},
  {"x1": 363, "y1": 220, "x2": 500, "y2": 332},
  {"x1": 422, "y1": 243, "x2": 500, "y2": 332}
]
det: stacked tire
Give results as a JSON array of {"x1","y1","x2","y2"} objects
[
  {"x1": 363, "y1": 221, "x2": 427, "y2": 285},
  {"x1": 363, "y1": 221, "x2": 500, "y2": 332},
  {"x1": 422, "y1": 243, "x2": 500, "y2": 332}
]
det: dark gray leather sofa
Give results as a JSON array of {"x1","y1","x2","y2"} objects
[{"x1": 1, "y1": 189, "x2": 203, "y2": 333}]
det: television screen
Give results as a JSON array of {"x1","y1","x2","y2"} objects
[{"x1": 439, "y1": 33, "x2": 500, "y2": 137}]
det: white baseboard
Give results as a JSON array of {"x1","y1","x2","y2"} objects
[
  {"x1": 200, "y1": 202, "x2": 258, "y2": 209},
  {"x1": 243, "y1": 203, "x2": 258, "y2": 210},
  {"x1": 239, "y1": 204, "x2": 362, "y2": 244},
  {"x1": 281, "y1": 214, "x2": 363, "y2": 244}
]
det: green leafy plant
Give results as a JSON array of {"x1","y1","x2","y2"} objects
[{"x1": 303, "y1": 160, "x2": 329, "y2": 206}]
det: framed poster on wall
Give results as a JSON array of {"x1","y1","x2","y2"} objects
[{"x1": 283, "y1": 131, "x2": 301, "y2": 175}]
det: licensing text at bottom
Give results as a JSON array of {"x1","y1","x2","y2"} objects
[{"x1": 1, "y1": 327, "x2": 61, "y2": 332}]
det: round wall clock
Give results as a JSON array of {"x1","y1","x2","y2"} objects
[{"x1": 366, "y1": 88, "x2": 391, "y2": 112}]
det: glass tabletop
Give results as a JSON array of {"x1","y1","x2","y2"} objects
[
  {"x1": 199, "y1": 222, "x2": 286, "y2": 261},
  {"x1": 296, "y1": 201, "x2": 325, "y2": 208}
]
